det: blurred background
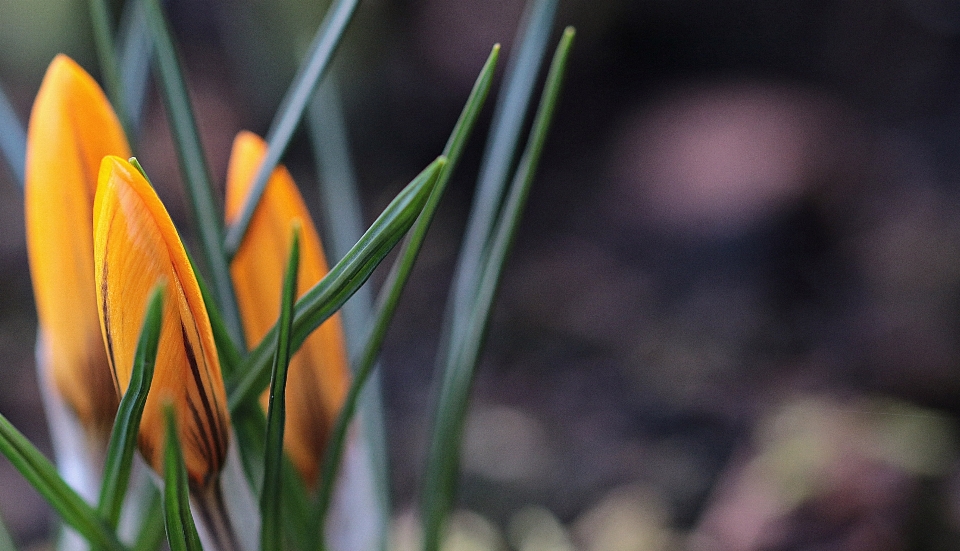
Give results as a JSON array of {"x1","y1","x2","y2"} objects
[{"x1": 4, "y1": 0, "x2": 960, "y2": 549}]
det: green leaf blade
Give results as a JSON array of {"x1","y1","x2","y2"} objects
[
  {"x1": 130, "y1": 488, "x2": 165, "y2": 551},
  {"x1": 0, "y1": 415, "x2": 125, "y2": 551},
  {"x1": 260, "y1": 226, "x2": 301, "y2": 551},
  {"x1": 98, "y1": 283, "x2": 165, "y2": 528},
  {"x1": 224, "y1": 0, "x2": 361, "y2": 257},
  {"x1": 226, "y1": 156, "x2": 446, "y2": 413},
  {"x1": 162, "y1": 406, "x2": 203, "y2": 551},
  {"x1": 0, "y1": 81, "x2": 25, "y2": 187},
  {"x1": 186, "y1": 250, "x2": 244, "y2": 378},
  {"x1": 308, "y1": 77, "x2": 392, "y2": 543},
  {"x1": 313, "y1": 45, "x2": 500, "y2": 534},
  {"x1": 87, "y1": 0, "x2": 131, "y2": 138},
  {"x1": 444, "y1": 0, "x2": 559, "y2": 351},
  {"x1": 232, "y1": 405, "x2": 313, "y2": 551},
  {"x1": 420, "y1": 26, "x2": 574, "y2": 551},
  {"x1": 117, "y1": 0, "x2": 153, "y2": 139},
  {"x1": 142, "y1": 0, "x2": 246, "y2": 350}
]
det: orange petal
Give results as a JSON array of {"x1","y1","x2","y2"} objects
[
  {"x1": 94, "y1": 156, "x2": 230, "y2": 490},
  {"x1": 226, "y1": 130, "x2": 350, "y2": 487},
  {"x1": 25, "y1": 54, "x2": 131, "y2": 437}
]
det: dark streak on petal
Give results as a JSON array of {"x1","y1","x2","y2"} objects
[
  {"x1": 180, "y1": 322, "x2": 226, "y2": 476},
  {"x1": 100, "y1": 213, "x2": 121, "y2": 394}
]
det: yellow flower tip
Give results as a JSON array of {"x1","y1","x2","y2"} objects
[
  {"x1": 226, "y1": 131, "x2": 351, "y2": 487},
  {"x1": 24, "y1": 54, "x2": 131, "y2": 437},
  {"x1": 95, "y1": 156, "x2": 230, "y2": 491}
]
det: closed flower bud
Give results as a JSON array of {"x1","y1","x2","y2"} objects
[
  {"x1": 225, "y1": 131, "x2": 350, "y2": 487},
  {"x1": 25, "y1": 54, "x2": 130, "y2": 438},
  {"x1": 94, "y1": 155, "x2": 230, "y2": 491}
]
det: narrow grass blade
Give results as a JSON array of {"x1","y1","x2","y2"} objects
[
  {"x1": 436, "y1": 45, "x2": 501, "y2": 175},
  {"x1": 143, "y1": 0, "x2": 246, "y2": 349},
  {"x1": 309, "y1": 79, "x2": 366, "y2": 269},
  {"x1": 162, "y1": 405, "x2": 203, "y2": 551},
  {"x1": 444, "y1": 0, "x2": 558, "y2": 352},
  {"x1": 279, "y1": 456, "x2": 311, "y2": 551},
  {"x1": 88, "y1": 0, "x2": 131, "y2": 137},
  {"x1": 232, "y1": 405, "x2": 312, "y2": 551},
  {"x1": 131, "y1": 489, "x2": 165, "y2": 551},
  {"x1": 117, "y1": 0, "x2": 153, "y2": 139},
  {"x1": 308, "y1": 76, "x2": 392, "y2": 548},
  {"x1": 224, "y1": 0, "x2": 361, "y2": 256},
  {"x1": 313, "y1": 46, "x2": 500, "y2": 534},
  {"x1": 200, "y1": 278, "x2": 243, "y2": 376},
  {"x1": 0, "y1": 82, "x2": 25, "y2": 186},
  {"x1": 226, "y1": 157, "x2": 445, "y2": 413},
  {"x1": 420, "y1": 28, "x2": 574, "y2": 551},
  {"x1": 260, "y1": 225, "x2": 300, "y2": 551},
  {"x1": 99, "y1": 283, "x2": 165, "y2": 528},
  {"x1": 0, "y1": 414, "x2": 126, "y2": 551},
  {"x1": 231, "y1": 407, "x2": 266, "y2": 496},
  {"x1": 0, "y1": 512, "x2": 16, "y2": 551}
]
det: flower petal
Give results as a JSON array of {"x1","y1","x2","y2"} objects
[
  {"x1": 225, "y1": 130, "x2": 350, "y2": 487},
  {"x1": 25, "y1": 54, "x2": 131, "y2": 436},
  {"x1": 94, "y1": 155, "x2": 230, "y2": 490}
]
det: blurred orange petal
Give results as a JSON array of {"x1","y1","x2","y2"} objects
[
  {"x1": 225, "y1": 130, "x2": 350, "y2": 487},
  {"x1": 94, "y1": 156, "x2": 230, "y2": 490},
  {"x1": 24, "y1": 54, "x2": 131, "y2": 437}
]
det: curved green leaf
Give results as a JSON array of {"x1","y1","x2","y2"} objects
[
  {"x1": 260, "y1": 226, "x2": 300, "y2": 551},
  {"x1": 224, "y1": 0, "x2": 361, "y2": 257},
  {"x1": 308, "y1": 76, "x2": 392, "y2": 541},
  {"x1": 421, "y1": 27, "x2": 575, "y2": 551},
  {"x1": 162, "y1": 406, "x2": 202, "y2": 551},
  {"x1": 226, "y1": 156, "x2": 445, "y2": 413},
  {"x1": 0, "y1": 414, "x2": 125, "y2": 551},
  {"x1": 98, "y1": 284, "x2": 165, "y2": 527},
  {"x1": 313, "y1": 45, "x2": 501, "y2": 535},
  {"x1": 143, "y1": 0, "x2": 245, "y2": 350},
  {"x1": 130, "y1": 488, "x2": 165, "y2": 551},
  {"x1": 117, "y1": 0, "x2": 152, "y2": 139},
  {"x1": 88, "y1": 0, "x2": 131, "y2": 138},
  {"x1": 442, "y1": 0, "x2": 559, "y2": 359}
]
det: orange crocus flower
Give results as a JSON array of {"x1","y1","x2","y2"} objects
[
  {"x1": 225, "y1": 131, "x2": 350, "y2": 487},
  {"x1": 25, "y1": 54, "x2": 130, "y2": 438},
  {"x1": 94, "y1": 155, "x2": 230, "y2": 491}
]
